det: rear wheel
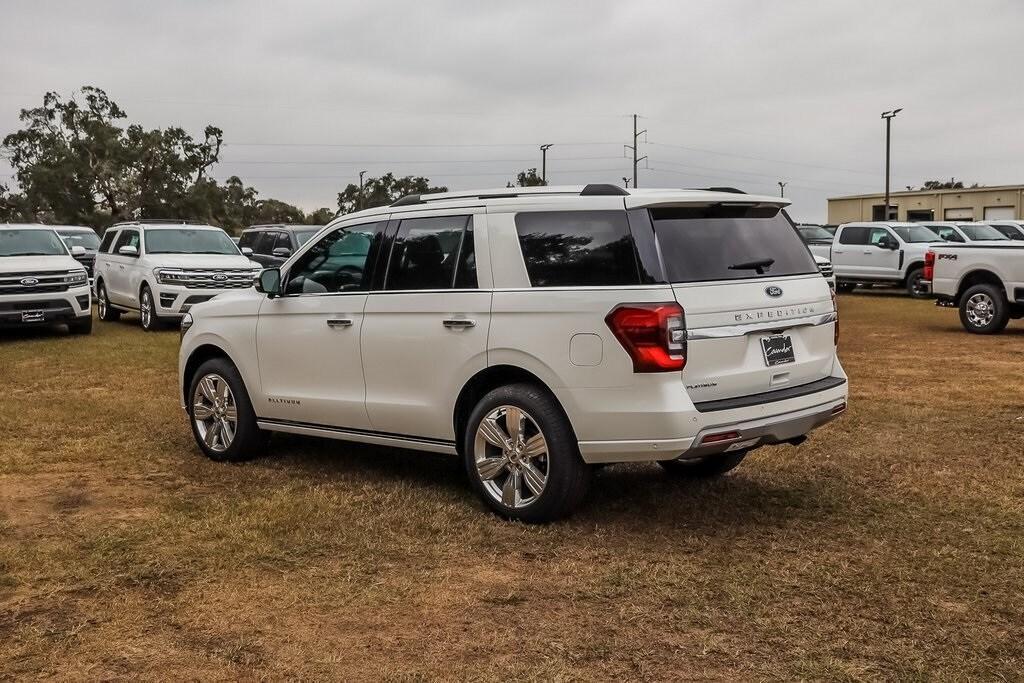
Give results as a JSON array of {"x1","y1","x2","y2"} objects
[
  {"x1": 906, "y1": 267, "x2": 929, "y2": 298},
  {"x1": 96, "y1": 281, "x2": 120, "y2": 321},
  {"x1": 959, "y1": 283, "x2": 1010, "y2": 334},
  {"x1": 836, "y1": 282, "x2": 857, "y2": 294},
  {"x1": 188, "y1": 357, "x2": 267, "y2": 462},
  {"x1": 463, "y1": 383, "x2": 591, "y2": 523},
  {"x1": 659, "y1": 450, "x2": 748, "y2": 477}
]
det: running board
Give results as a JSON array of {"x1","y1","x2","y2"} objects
[{"x1": 256, "y1": 419, "x2": 458, "y2": 455}]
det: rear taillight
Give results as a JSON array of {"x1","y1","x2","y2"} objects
[
  {"x1": 924, "y1": 250, "x2": 935, "y2": 281},
  {"x1": 605, "y1": 302, "x2": 686, "y2": 372},
  {"x1": 831, "y1": 289, "x2": 839, "y2": 347}
]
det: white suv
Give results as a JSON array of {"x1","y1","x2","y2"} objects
[
  {"x1": 0, "y1": 224, "x2": 92, "y2": 333},
  {"x1": 93, "y1": 221, "x2": 261, "y2": 330},
  {"x1": 179, "y1": 185, "x2": 847, "y2": 521}
]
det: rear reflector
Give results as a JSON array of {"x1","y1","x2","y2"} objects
[
  {"x1": 700, "y1": 430, "x2": 740, "y2": 445},
  {"x1": 605, "y1": 302, "x2": 686, "y2": 372}
]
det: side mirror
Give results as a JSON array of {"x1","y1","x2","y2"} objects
[
  {"x1": 272, "y1": 247, "x2": 292, "y2": 258},
  {"x1": 879, "y1": 237, "x2": 898, "y2": 250},
  {"x1": 255, "y1": 268, "x2": 282, "y2": 297},
  {"x1": 118, "y1": 245, "x2": 139, "y2": 257},
  {"x1": 70, "y1": 245, "x2": 87, "y2": 257},
  {"x1": 241, "y1": 246, "x2": 254, "y2": 256}
]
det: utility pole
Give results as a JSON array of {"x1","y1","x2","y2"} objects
[
  {"x1": 358, "y1": 170, "x2": 367, "y2": 211},
  {"x1": 778, "y1": 181, "x2": 787, "y2": 197},
  {"x1": 539, "y1": 144, "x2": 553, "y2": 184},
  {"x1": 624, "y1": 114, "x2": 647, "y2": 188},
  {"x1": 881, "y1": 109, "x2": 902, "y2": 220}
]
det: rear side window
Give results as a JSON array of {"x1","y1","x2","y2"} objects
[
  {"x1": 384, "y1": 215, "x2": 473, "y2": 290},
  {"x1": 514, "y1": 211, "x2": 640, "y2": 287},
  {"x1": 651, "y1": 206, "x2": 816, "y2": 283},
  {"x1": 99, "y1": 230, "x2": 118, "y2": 253},
  {"x1": 839, "y1": 226, "x2": 869, "y2": 245}
]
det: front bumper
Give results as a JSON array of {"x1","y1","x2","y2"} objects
[
  {"x1": 152, "y1": 284, "x2": 240, "y2": 317},
  {"x1": 0, "y1": 285, "x2": 92, "y2": 327}
]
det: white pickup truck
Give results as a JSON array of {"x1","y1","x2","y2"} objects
[
  {"x1": 831, "y1": 222, "x2": 944, "y2": 298},
  {"x1": 926, "y1": 243, "x2": 1024, "y2": 333}
]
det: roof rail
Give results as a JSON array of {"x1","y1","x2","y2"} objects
[
  {"x1": 112, "y1": 218, "x2": 213, "y2": 226},
  {"x1": 390, "y1": 184, "x2": 630, "y2": 207},
  {"x1": 391, "y1": 194, "x2": 422, "y2": 207}
]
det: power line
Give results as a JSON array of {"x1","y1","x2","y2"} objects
[
  {"x1": 648, "y1": 157, "x2": 880, "y2": 190},
  {"x1": 214, "y1": 167, "x2": 629, "y2": 181},
  {"x1": 647, "y1": 141, "x2": 879, "y2": 176}
]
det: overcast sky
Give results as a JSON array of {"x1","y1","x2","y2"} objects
[{"x1": 2, "y1": 0, "x2": 1023, "y2": 221}]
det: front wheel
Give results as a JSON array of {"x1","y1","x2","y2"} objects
[
  {"x1": 659, "y1": 450, "x2": 748, "y2": 477},
  {"x1": 463, "y1": 383, "x2": 591, "y2": 523},
  {"x1": 906, "y1": 268, "x2": 929, "y2": 298},
  {"x1": 187, "y1": 357, "x2": 267, "y2": 462},
  {"x1": 139, "y1": 286, "x2": 162, "y2": 331},
  {"x1": 959, "y1": 284, "x2": 1010, "y2": 334}
]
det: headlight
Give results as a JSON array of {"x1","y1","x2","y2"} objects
[
  {"x1": 63, "y1": 270, "x2": 88, "y2": 285},
  {"x1": 180, "y1": 312, "x2": 194, "y2": 340},
  {"x1": 154, "y1": 268, "x2": 190, "y2": 285}
]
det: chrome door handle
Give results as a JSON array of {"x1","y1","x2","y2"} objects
[
  {"x1": 443, "y1": 318, "x2": 476, "y2": 329},
  {"x1": 326, "y1": 318, "x2": 353, "y2": 328}
]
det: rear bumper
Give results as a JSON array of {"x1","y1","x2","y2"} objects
[{"x1": 576, "y1": 376, "x2": 848, "y2": 464}]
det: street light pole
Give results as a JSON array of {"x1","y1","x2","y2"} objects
[
  {"x1": 881, "y1": 108, "x2": 902, "y2": 220},
  {"x1": 358, "y1": 170, "x2": 367, "y2": 211},
  {"x1": 539, "y1": 144, "x2": 553, "y2": 184}
]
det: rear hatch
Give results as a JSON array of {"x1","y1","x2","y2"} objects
[{"x1": 648, "y1": 205, "x2": 837, "y2": 405}]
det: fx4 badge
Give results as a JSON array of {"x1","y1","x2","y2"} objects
[{"x1": 937, "y1": 253, "x2": 958, "y2": 260}]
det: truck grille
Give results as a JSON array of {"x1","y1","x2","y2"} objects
[
  {"x1": 0, "y1": 270, "x2": 74, "y2": 295},
  {"x1": 817, "y1": 261, "x2": 833, "y2": 279},
  {"x1": 177, "y1": 269, "x2": 256, "y2": 289}
]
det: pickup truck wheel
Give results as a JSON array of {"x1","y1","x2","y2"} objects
[
  {"x1": 463, "y1": 383, "x2": 591, "y2": 523},
  {"x1": 188, "y1": 358, "x2": 267, "y2": 462},
  {"x1": 959, "y1": 284, "x2": 1010, "y2": 334},
  {"x1": 139, "y1": 286, "x2": 162, "y2": 331},
  {"x1": 659, "y1": 450, "x2": 747, "y2": 477},
  {"x1": 96, "y1": 282, "x2": 120, "y2": 321},
  {"x1": 836, "y1": 283, "x2": 857, "y2": 294},
  {"x1": 906, "y1": 268, "x2": 929, "y2": 298},
  {"x1": 68, "y1": 316, "x2": 93, "y2": 335}
]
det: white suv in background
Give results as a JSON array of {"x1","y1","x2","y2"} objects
[
  {"x1": 94, "y1": 221, "x2": 261, "y2": 330},
  {"x1": 830, "y1": 221, "x2": 944, "y2": 297},
  {"x1": 0, "y1": 224, "x2": 92, "y2": 333},
  {"x1": 179, "y1": 185, "x2": 847, "y2": 522}
]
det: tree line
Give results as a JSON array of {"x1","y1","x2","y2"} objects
[{"x1": 1, "y1": 86, "x2": 547, "y2": 234}]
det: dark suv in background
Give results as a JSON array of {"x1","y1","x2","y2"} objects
[
  {"x1": 54, "y1": 225, "x2": 100, "y2": 284},
  {"x1": 238, "y1": 224, "x2": 324, "y2": 268}
]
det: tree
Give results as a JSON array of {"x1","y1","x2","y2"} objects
[
  {"x1": 2, "y1": 86, "x2": 223, "y2": 227},
  {"x1": 508, "y1": 168, "x2": 546, "y2": 187},
  {"x1": 336, "y1": 172, "x2": 447, "y2": 214},
  {"x1": 306, "y1": 207, "x2": 337, "y2": 224}
]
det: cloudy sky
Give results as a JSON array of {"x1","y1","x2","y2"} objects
[{"x1": 2, "y1": 0, "x2": 1023, "y2": 221}]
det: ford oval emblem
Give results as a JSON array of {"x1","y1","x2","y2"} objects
[
  {"x1": 765, "y1": 286, "x2": 783, "y2": 298},
  {"x1": 212, "y1": 273, "x2": 228, "y2": 281},
  {"x1": 20, "y1": 277, "x2": 39, "y2": 286}
]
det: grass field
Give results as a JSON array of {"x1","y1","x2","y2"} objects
[{"x1": 1, "y1": 293, "x2": 1022, "y2": 680}]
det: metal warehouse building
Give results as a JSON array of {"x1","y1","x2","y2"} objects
[{"x1": 827, "y1": 184, "x2": 1024, "y2": 223}]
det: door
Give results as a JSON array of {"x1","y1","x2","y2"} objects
[
  {"x1": 831, "y1": 226, "x2": 872, "y2": 278},
  {"x1": 865, "y1": 227, "x2": 901, "y2": 277},
  {"x1": 361, "y1": 212, "x2": 490, "y2": 441},
  {"x1": 106, "y1": 228, "x2": 141, "y2": 305},
  {"x1": 255, "y1": 219, "x2": 389, "y2": 429}
]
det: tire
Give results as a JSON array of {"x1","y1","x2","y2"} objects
[
  {"x1": 139, "y1": 285, "x2": 162, "y2": 331},
  {"x1": 905, "y1": 267, "x2": 929, "y2": 299},
  {"x1": 187, "y1": 357, "x2": 267, "y2": 462},
  {"x1": 658, "y1": 450, "x2": 748, "y2": 478},
  {"x1": 68, "y1": 316, "x2": 93, "y2": 335},
  {"x1": 463, "y1": 383, "x2": 591, "y2": 523},
  {"x1": 959, "y1": 283, "x2": 1010, "y2": 334},
  {"x1": 96, "y1": 281, "x2": 120, "y2": 321},
  {"x1": 836, "y1": 282, "x2": 857, "y2": 294}
]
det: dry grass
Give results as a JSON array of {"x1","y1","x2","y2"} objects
[{"x1": 1, "y1": 293, "x2": 1022, "y2": 680}]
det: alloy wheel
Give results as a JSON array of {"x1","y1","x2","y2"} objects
[
  {"x1": 192, "y1": 373, "x2": 238, "y2": 453},
  {"x1": 473, "y1": 405, "x2": 549, "y2": 508},
  {"x1": 965, "y1": 292, "x2": 995, "y2": 328},
  {"x1": 98, "y1": 286, "x2": 107, "y2": 317},
  {"x1": 141, "y1": 290, "x2": 152, "y2": 328}
]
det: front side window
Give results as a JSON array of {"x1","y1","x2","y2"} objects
[
  {"x1": 294, "y1": 229, "x2": 319, "y2": 246},
  {"x1": 933, "y1": 226, "x2": 964, "y2": 243},
  {"x1": 254, "y1": 231, "x2": 278, "y2": 254},
  {"x1": 145, "y1": 229, "x2": 237, "y2": 255},
  {"x1": 56, "y1": 229, "x2": 101, "y2": 250},
  {"x1": 285, "y1": 221, "x2": 386, "y2": 294},
  {"x1": 0, "y1": 229, "x2": 69, "y2": 257},
  {"x1": 891, "y1": 225, "x2": 941, "y2": 243},
  {"x1": 651, "y1": 206, "x2": 816, "y2": 282},
  {"x1": 238, "y1": 231, "x2": 257, "y2": 249},
  {"x1": 514, "y1": 210, "x2": 640, "y2": 287},
  {"x1": 113, "y1": 229, "x2": 141, "y2": 254},
  {"x1": 384, "y1": 215, "x2": 474, "y2": 290},
  {"x1": 868, "y1": 228, "x2": 894, "y2": 246}
]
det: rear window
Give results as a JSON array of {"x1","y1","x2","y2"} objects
[
  {"x1": 651, "y1": 206, "x2": 817, "y2": 283},
  {"x1": 514, "y1": 211, "x2": 641, "y2": 287}
]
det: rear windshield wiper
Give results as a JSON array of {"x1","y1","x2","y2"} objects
[{"x1": 728, "y1": 257, "x2": 775, "y2": 274}]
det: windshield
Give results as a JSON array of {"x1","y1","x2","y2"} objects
[
  {"x1": 961, "y1": 224, "x2": 1009, "y2": 241},
  {"x1": 145, "y1": 229, "x2": 240, "y2": 255},
  {"x1": 891, "y1": 225, "x2": 942, "y2": 243},
  {"x1": 798, "y1": 226, "x2": 834, "y2": 241},
  {"x1": 651, "y1": 206, "x2": 817, "y2": 283},
  {"x1": 295, "y1": 229, "x2": 319, "y2": 246},
  {"x1": 56, "y1": 230, "x2": 101, "y2": 250},
  {"x1": 0, "y1": 229, "x2": 69, "y2": 257}
]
